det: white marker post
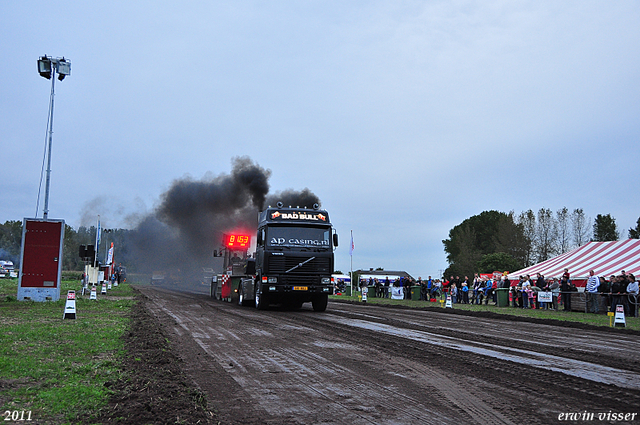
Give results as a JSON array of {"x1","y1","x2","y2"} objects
[
  {"x1": 613, "y1": 304, "x2": 626, "y2": 327},
  {"x1": 63, "y1": 290, "x2": 76, "y2": 319},
  {"x1": 445, "y1": 294, "x2": 453, "y2": 308}
]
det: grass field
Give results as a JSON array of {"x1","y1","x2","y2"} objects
[
  {"x1": 0, "y1": 278, "x2": 135, "y2": 424},
  {"x1": 330, "y1": 292, "x2": 640, "y2": 331}
]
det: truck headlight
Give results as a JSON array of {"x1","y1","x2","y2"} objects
[
  {"x1": 268, "y1": 277, "x2": 278, "y2": 283},
  {"x1": 321, "y1": 278, "x2": 331, "y2": 284}
]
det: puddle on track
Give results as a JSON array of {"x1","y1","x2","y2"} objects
[{"x1": 324, "y1": 316, "x2": 640, "y2": 391}]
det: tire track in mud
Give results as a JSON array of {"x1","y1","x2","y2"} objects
[
  {"x1": 328, "y1": 305, "x2": 640, "y2": 372},
  {"x1": 143, "y1": 288, "x2": 509, "y2": 424},
  {"x1": 148, "y1": 295, "x2": 459, "y2": 424},
  {"x1": 288, "y1": 307, "x2": 640, "y2": 415},
  {"x1": 139, "y1": 288, "x2": 640, "y2": 424}
]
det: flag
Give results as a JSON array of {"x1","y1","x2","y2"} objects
[
  {"x1": 349, "y1": 230, "x2": 354, "y2": 256},
  {"x1": 95, "y1": 216, "x2": 101, "y2": 264},
  {"x1": 107, "y1": 243, "x2": 114, "y2": 265}
]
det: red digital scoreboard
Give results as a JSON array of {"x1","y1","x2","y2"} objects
[{"x1": 224, "y1": 234, "x2": 250, "y2": 249}]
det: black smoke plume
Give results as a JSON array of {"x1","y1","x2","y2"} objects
[{"x1": 125, "y1": 157, "x2": 321, "y2": 286}]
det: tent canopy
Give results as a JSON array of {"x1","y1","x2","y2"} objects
[{"x1": 507, "y1": 239, "x2": 640, "y2": 283}]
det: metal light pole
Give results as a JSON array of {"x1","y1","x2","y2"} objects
[{"x1": 37, "y1": 55, "x2": 71, "y2": 219}]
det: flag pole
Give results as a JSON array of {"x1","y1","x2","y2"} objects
[{"x1": 350, "y1": 230, "x2": 353, "y2": 295}]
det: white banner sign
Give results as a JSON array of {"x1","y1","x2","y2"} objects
[
  {"x1": 537, "y1": 291, "x2": 553, "y2": 303},
  {"x1": 391, "y1": 287, "x2": 404, "y2": 300}
]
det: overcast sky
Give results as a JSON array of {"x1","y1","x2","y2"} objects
[{"x1": 2, "y1": 1, "x2": 639, "y2": 279}]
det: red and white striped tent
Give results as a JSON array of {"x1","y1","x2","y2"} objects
[{"x1": 507, "y1": 239, "x2": 640, "y2": 286}]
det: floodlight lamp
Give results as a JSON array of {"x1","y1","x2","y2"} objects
[
  {"x1": 37, "y1": 56, "x2": 52, "y2": 79},
  {"x1": 57, "y1": 59, "x2": 71, "y2": 76}
]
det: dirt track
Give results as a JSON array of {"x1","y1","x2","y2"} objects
[{"x1": 135, "y1": 285, "x2": 640, "y2": 424}]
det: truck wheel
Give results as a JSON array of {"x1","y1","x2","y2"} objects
[
  {"x1": 255, "y1": 290, "x2": 269, "y2": 310},
  {"x1": 312, "y1": 294, "x2": 328, "y2": 312},
  {"x1": 238, "y1": 284, "x2": 251, "y2": 307},
  {"x1": 210, "y1": 282, "x2": 215, "y2": 298}
]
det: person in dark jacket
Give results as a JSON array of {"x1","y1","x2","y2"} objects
[
  {"x1": 599, "y1": 276, "x2": 611, "y2": 312},
  {"x1": 610, "y1": 275, "x2": 626, "y2": 315},
  {"x1": 535, "y1": 273, "x2": 546, "y2": 308},
  {"x1": 560, "y1": 276, "x2": 572, "y2": 311}
]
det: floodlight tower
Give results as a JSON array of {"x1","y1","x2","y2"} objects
[{"x1": 37, "y1": 55, "x2": 71, "y2": 219}]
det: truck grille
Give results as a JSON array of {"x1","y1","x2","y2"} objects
[
  {"x1": 267, "y1": 256, "x2": 331, "y2": 275},
  {"x1": 279, "y1": 275, "x2": 319, "y2": 286}
]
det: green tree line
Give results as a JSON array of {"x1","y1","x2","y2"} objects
[
  {"x1": 442, "y1": 209, "x2": 640, "y2": 279},
  {"x1": 0, "y1": 221, "x2": 132, "y2": 271}
]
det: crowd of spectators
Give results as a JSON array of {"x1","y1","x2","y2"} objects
[{"x1": 338, "y1": 269, "x2": 639, "y2": 317}]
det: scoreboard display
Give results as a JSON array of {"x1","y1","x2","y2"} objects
[{"x1": 223, "y1": 234, "x2": 250, "y2": 249}]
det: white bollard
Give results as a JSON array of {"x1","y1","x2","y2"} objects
[
  {"x1": 445, "y1": 294, "x2": 453, "y2": 308},
  {"x1": 101, "y1": 283, "x2": 107, "y2": 295},
  {"x1": 63, "y1": 290, "x2": 77, "y2": 319},
  {"x1": 613, "y1": 304, "x2": 626, "y2": 327},
  {"x1": 90, "y1": 285, "x2": 97, "y2": 300}
]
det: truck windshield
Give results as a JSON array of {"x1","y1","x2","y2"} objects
[{"x1": 267, "y1": 226, "x2": 331, "y2": 248}]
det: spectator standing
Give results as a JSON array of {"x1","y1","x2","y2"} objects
[
  {"x1": 549, "y1": 278, "x2": 560, "y2": 311},
  {"x1": 461, "y1": 280, "x2": 469, "y2": 304},
  {"x1": 535, "y1": 273, "x2": 546, "y2": 309},
  {"x1": 431, "y1": 279, "x2": 441, "y2": 299},
  {"x1": 511, "y1": 283, "x2": 520, "y2": 308},
  {"x1": 406, "y1": 277, "x2": 414, "y2": 300},
  {"x1": 610, "y1": 275, "x2": 625, "y2": 315},
  {"x1": 560, "y1": 275, "x2": 572, "y2": 311},
  {"x1": 599, "y1": 276, "x2": 611, "y2": 312},
  {"x1": 450, "y1": 283, "x2": 458, "y2": 304},
  {"x1": 521, "y1": 276, "x2": 531, "y2": 309},
  {"x1": 484, "y1": 278, "x2": 493, "y2": 305},
  {"x1": 443, "y1": 278, "x2": 451, "y2": 297},
  {"x1": 384, "y1": 277, "x2": 390, "y2": 298},
  {"x1": 472, "y1": 274, "x2": 482, "y2": 304},
  {"x1": 626, "y1": 274, "x2": 638, "y2": 317},
  {"x1": 586, "y1": 270, "x2": 600, "y2": 313}
]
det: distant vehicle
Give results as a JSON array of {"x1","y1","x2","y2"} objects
[
  {"x1": 0, "y1": 260, "x2": 14, "y2": 271},
  {"x1": 0, "y1": 261, "x2": 15, "y2": 278},
  {"x1": 150, "y1": 269, "x2": 181, "y2": 285},
  {"x1": 150, "y1": 271, "x2": 166, "y2": 285},
  {"x1": 201, "y1": 267, "x2": 215, "y2": 285}
]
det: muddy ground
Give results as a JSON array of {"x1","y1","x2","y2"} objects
[
  {"x1": 93, "y1": 286, "x2": 640, "y2": 424},
  {"x1": 92, "y1": 300, "x2": 216, "y2": 424}
]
